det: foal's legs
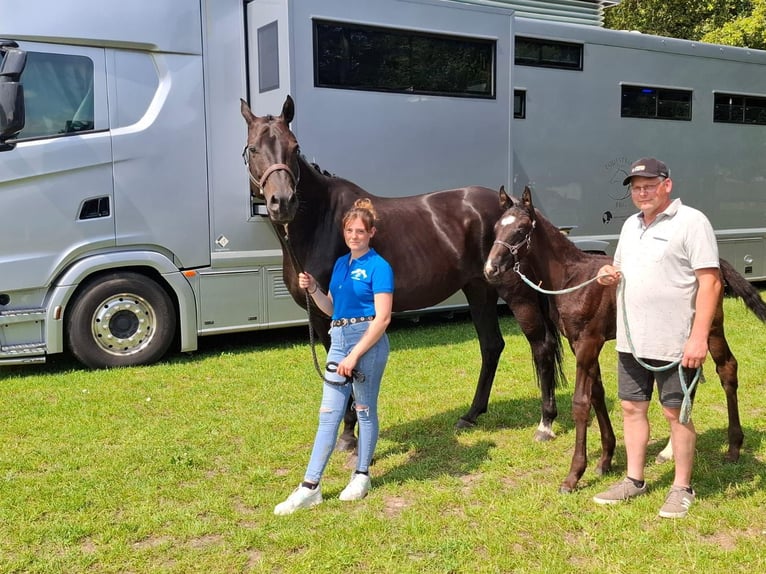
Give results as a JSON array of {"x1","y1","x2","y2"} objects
[
  {"x1": 708, "y1": 315, "x2": 743, "y2": 462},
  {"x1": 656, "y1": 316, "x2": 744, "y2": 464},
  {"x1": 560, "y1": 340, "x2": 615, "y2": 493},
  {"x1": 497, "y1": 284, "x2": 563, "y2": 441}
]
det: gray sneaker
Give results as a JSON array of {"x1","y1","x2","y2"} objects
[
  {"x1": 658, "y1": 485, "x2": 695, "y2": 518},
  {"x1": 274, "y1": 485, "x2": 322, "y2": 516},
  {"x1": 593, "y1": 477, "x2": 647, "y2": 505}
]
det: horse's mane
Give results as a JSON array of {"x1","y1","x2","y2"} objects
[{"x1": 533, "y1": 207, "x2": 596, "y2": 263}]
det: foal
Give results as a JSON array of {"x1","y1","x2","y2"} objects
[{"x1": 485, "y1": 186, "x2": 766, "y2": 493}]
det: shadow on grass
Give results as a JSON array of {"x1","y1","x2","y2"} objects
[
  {"x1": 373, "y1": 393, "x2": 571, "y2": 487},
  {"x1": 648, "y1": 424, "x2": 766, "y2": 499},
  {"x1": 372, "y1": 388, "x2": 766, "y2": 501}
]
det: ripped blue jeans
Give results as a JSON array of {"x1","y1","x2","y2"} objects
[{"x1": 304, "y1": 322, "x2": 389, "y2": 483}]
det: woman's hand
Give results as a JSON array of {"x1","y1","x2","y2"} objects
[{"x1": 298, "y1": 272, "x2": 317, "y2": 294}]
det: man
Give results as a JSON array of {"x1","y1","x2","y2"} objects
[{"x1": 593, "y1": 157, "x2": 722, "y2": 518}]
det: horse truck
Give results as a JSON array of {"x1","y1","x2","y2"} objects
[{"x1": 0, "y1": 0, "x2": 764, "y2": 369}]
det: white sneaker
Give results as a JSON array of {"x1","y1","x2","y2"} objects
[
  {"x1": 274, "y1": 485, "x2": 322, "y2": 515},
  {"x1": 339, "y1": 473, "x2": 371, "y2": 501}
]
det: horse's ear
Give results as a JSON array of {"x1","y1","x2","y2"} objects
[
  {"x1": 498, "y1": 185, "x2": 512, "y2": 211},
  {"x1": 282, "y1": 95, "x2": 295, "y2": 125},
  {"x1": 240, "y1": 98, "x2": 256, "y2": 124},
  {"x1": 521, "y1": 186, "x2": 534, "y2": 211}
]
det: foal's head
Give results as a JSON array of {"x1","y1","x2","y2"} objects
[
  {"x1": 484, "y1": 186, "x2": 536, "y2": 283},
  {"x1": 240, "y1": 95, "x2": 301, "y2": 224}
]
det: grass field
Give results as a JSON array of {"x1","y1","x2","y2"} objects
[{"x1": 1, "y1": 290, "x2": 765, "y2": 573}]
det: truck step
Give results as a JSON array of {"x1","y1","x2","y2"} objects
[
  {"x1": 0, "y1": 308, "x2": 46, "y2": 325},
  {"x1": 0, "y1": 343, "x2": 47, "y2": 365}
]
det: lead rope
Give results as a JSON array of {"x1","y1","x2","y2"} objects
[
  {"x1": 617, "y1": 279, "x2": 700, "y2": 424},
  {"x1": 512, "y1": 264, "x2": 700, "y2": 423},
  {"x1": 270, "y1": 222, "x2": 325, "y2": 381}
]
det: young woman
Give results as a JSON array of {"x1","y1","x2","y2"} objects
[{"x1": 274, "y1": 198, "x2": 394, "y2": 515}]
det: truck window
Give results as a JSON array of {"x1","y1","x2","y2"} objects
[
  {"x1": 714, "y1": 93, "x2": 766, "y2": 125},
  {"x1": 515, "y1": 37, "x2": 583, "y2": 71},
  {"x1": 15, "y1": 51, "x2": 94, "y2": 140},
  {"x1": 621, "y1": 85, "x2": 692, "y2": 121},
  {"x1": 313, "y1": 19, "x2": 495, "y2": 98}
]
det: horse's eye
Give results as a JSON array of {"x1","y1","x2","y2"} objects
[{"x1": 248, "y1": 146, "x2": 258, "y2": 155}]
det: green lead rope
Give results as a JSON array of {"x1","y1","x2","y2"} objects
[{"x1": 618, "y1": 279, "x2": 701, "y2": 424}]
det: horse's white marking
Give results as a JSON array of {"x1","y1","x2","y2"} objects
[{"x1": 500, "y1": 214, "x2": 517, "y2": 227}]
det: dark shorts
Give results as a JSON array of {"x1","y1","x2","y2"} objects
[{"x1": 617, "y1": 352, "x2": 698, "y2": 408}]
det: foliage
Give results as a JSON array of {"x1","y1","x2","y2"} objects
[
  {"x1": 604, "y1": 0, "x2": 766, "y2": 49},
  {"x1": 702, "y1": 0, "x2": 766, "y2": 48}
]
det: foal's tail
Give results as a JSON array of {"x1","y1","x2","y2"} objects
[{"x1": 720, "y1": 258, "x2": 766, "y2": 323}]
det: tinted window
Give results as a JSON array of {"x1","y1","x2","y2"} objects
[
  {"x1": 714, "y1": 93, "x2": 766, "y2": 125},
  {"x1": 314, "y1": 20, "x2": 495, "y2": 98},
  {"x1": 515, "y1": 37, "x2": 583, "y2": 71},
  {"x1": 514, "y1": 90, "x2": 526, "y2": 119},
  {"x1": 621, "y1": 85, "x2": 692, "y2": 121},
  {"x1": 17, "y1": 51, "x2": 94, "y2": 139}
]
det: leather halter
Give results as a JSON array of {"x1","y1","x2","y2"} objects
[
  {"x1": 493, "y1": 220, "x2": 535, "y2": 260},
  {"x1": 241, "y1": 145, "x2": 299, "y2": 197}
]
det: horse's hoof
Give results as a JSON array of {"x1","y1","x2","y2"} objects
[
  {"x1": 455, "y1": 418, "x2": 476, "y2": 431},
  {"x1": 594, "y1": 464, "x2": 611, "y2": 477},
  {"x1": 655, "y1": 452, "x2": 672, "y2": 464},
  {"x1": 335, "y1": 438, "x2": 357, "y2": 452},
  {"x1": 534, "y1": 430, "x2": 556, "y2": 442},
  {"x1": 558, "y1": 485, "x2": 573, "y2": 494}
]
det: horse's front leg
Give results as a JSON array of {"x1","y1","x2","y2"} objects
[
  {"x1": 337, "y1": 397, "x2": 358, "y2": 452},
  {"x1": 588, "y1": 359, "x2": 615, "y2": 476},
  {"x1": 560, "y1": 343, "x2": 609, "y2": 493},
  {"x1": 456, "y1": 285, "x2": 504, "y2": 428},
  {"x1": 495, "y1": 288, "x2": 564, "y2": 441},
  {"x1": 560, "y1": 365, "x2": 591, "y2": 493}
]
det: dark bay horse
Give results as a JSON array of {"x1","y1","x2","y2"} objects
[
  {"x1": 484, "y1": 186, "x2": 766, "y2": 493},
  {"x1": 240, "y1": 96, "x2": 565, "y2": 451}
]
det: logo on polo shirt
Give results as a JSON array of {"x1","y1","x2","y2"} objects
[{"x1": 351, "y1": 269, "x2": 368, "y2": 281}]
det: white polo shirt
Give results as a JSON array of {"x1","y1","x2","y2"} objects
[{"x1": 614, "y1": 198, "x2": 719, "y2": 361}]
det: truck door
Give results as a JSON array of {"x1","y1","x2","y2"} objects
[{"x1": 0, "y1": 42, "x2": 113, "y2": 293}]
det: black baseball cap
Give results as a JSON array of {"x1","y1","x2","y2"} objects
[{"x1": 622, "y1": 157, "x2": 670, "y2": 186}]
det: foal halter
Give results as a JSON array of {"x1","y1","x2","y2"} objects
[
  {"x1": 493, "y1": 220, "x2": 535, "y2": 261},
  {"x1": 241, "y1": 144, "x2": 299, "y2": 197}
]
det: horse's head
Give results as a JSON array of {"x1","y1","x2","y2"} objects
[
  {"x1": 240, "y1": 95, "x2": 300, "y2": 224},
  {"x1": 484, "y1": 185, "x2": 536, "y2": 283}
]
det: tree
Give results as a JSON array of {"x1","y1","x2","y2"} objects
[
  {"x1": 603, "y1": 0, "x2": 766, "y2": 49},
  {"x1": 701, "y1": 0, "x2": 766, "y2": 48}
]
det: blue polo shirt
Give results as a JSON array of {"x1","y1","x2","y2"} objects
[{"x1": 329, "y1": 248, "x2": 394, "y2": 320}]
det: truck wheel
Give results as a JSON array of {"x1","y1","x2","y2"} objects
[{"x1": 66, "y1": 272, "x2": 177, "y2": 368}]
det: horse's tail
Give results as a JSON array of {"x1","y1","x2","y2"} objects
[
  {"x1": 720, "y1": 258, "x2": 766, "y2": 323},
  {"x1": 536, "y1": 293, "x2": 567, "y2": 389}
]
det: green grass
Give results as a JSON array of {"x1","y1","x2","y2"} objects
[{"x1": 1, "y1": 290, "x2": 765, "y2": 573}]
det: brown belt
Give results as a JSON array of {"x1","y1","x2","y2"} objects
[{"x1": 331, "y1": 316, "x2": 375, "y2": 327}]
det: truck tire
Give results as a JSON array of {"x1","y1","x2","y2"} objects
[{"x1": 66, "y1": 272, "x2": 177, "y2": 368}]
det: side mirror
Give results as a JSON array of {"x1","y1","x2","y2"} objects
[{"x1": 0, "y1": 40, "x2": 27, "y2": 150}]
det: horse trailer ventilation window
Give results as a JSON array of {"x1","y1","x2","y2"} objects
[
  {"x1": 257, "y1": 21, "x2": 280, "y2": 93},
  {"x1": 313, "y1": 19, "x2": 495, "y2": 98},
  {"x1": 714, "y1": 93, "x2": 766, "y2": 125},
  {"x1": 16, "y1": 52, "x2": 95, "y2": 140},
  {"x1": 620, "y1": 85, "x2": 692, "y2": 121},
  {"x1": 514, "y1": 37, "x2": 583, "y2": 71},
  {"x1": 514, "y1": 90, "x2": 526, "y2": 118}
]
